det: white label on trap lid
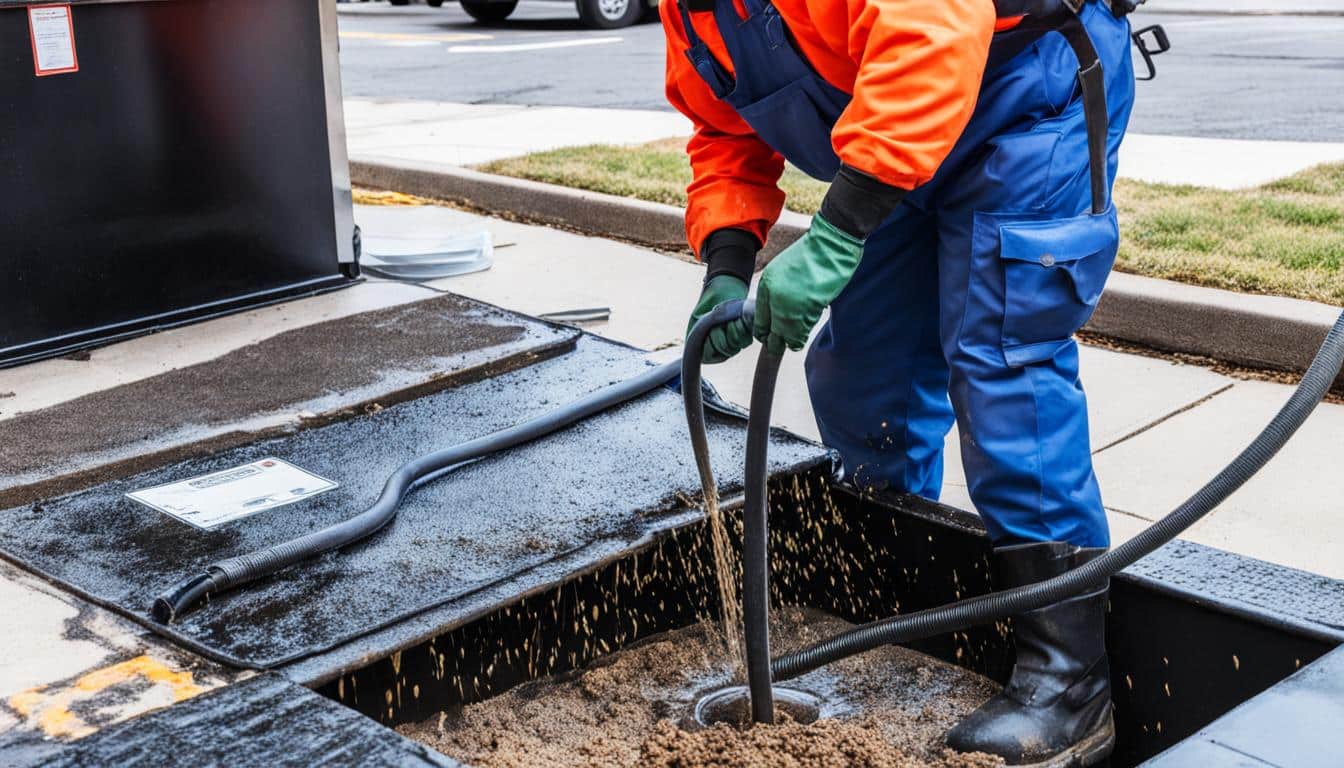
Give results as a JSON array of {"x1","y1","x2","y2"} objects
[{"x1": 127, "y1": 458, "x2": 338, "y2": 530}]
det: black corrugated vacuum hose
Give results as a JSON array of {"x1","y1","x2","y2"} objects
[
  {"x1": 772, "y1": 309, "x2": 1344, "y2": 681},
  {"x1": 152, "y1": 356, "x2": 685, "y2": 624},
  {"x1": 683, "y1": 306, "x2": 1344, "y2": 721}
]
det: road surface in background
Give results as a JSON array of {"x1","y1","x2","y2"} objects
[{"x1": 338, "y1": 2, "x2": 1344, "y2": 142}]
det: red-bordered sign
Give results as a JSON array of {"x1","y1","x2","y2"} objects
[{"x1": 28, "y1": 4, "x2": 80, "y2": 77}]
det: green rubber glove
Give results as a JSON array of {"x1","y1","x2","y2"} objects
[
  {"x1": 753, "y1": 213, "x2": 865, "y2": 355},
  {"x1": 686, "y1": 275, "x2": 753, "y2": 364}
]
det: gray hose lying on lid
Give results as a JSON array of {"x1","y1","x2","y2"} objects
[{"x1": 152, "y1": 355, "x2": 684, "y2": 623}]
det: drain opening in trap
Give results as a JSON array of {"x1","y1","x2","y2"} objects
[{"x1": 692, "y1": 685, "x2": 823, "y2": 728}]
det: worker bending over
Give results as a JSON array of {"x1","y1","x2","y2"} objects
[{"x1": 664, "y1": 0, "x2": 1135, "y2": 763}]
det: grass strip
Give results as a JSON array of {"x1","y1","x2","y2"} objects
[{"x1": 479, "y1": 140, "x2": 1344, "y2": 305}]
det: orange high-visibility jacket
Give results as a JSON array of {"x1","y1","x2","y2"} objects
[{"x1": 662, "y1": 0, "x2": 1010, "y2": 252}]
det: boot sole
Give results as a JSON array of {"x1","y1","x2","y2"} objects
[{"x1": 1016, "y1": 714, "x2": 1116, "y2": 768}]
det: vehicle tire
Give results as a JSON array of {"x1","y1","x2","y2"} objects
[
  {"x1": 388, "y1": 0, "x2": 410, "y2": 6},
  {"x1": 577, "y1": 0, "x2": 642, "y2": 29},
  {"x1": 460, "y1": 0, "x2": 517, "y2": 22}
]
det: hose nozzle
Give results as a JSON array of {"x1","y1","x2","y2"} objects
[{"x1": 151, "y1": 572, "x2": 217, "y2": 624}]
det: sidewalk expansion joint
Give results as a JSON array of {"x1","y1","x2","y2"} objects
[
  {"x1": 1092, "y1": 383, "x2": 1237, "y2": 456},
  {"x1": 1105, "y1": 505, "x2": 1158, "y2": 524}
]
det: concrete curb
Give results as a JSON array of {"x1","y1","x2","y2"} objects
[
  {"x1": 350, "y1": 156, "x2": 1343, "y2": 387},
  {"x1": 351, "y1": 155, "x2": 813, "y2": 261},
  {"x1": 1088, "y1": 272, "x2": 1341, "y2": 386},
  {"x1": 352, "y1": 156, "x2": 698, "y2": 256}
]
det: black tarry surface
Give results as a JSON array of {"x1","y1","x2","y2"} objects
[
  {"x1": 6, "y1": 674, "x2": 459, "y2": 768},
  {"x1": 0, "y1": 336, "x2": 829, "y2": 670}
]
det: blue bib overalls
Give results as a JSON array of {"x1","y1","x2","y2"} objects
[{"x1": 681, "y1": 1, "x2": 1136, "y2": 547}]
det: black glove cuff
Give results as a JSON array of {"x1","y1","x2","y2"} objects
[
  {"x1": 819, "y1": 165, "x2": 908, "y2": 240},
  {"x1": 701, "y1": 228, "x2": 759, "y2": 286}
]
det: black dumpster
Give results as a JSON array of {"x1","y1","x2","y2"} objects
[{"x1": 0, "y1": 0, "x2": 357, "y2": 367}]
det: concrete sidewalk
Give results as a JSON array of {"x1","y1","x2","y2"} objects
[
  {"x1": 345, "y1": 98, "x2": 1344, "y2": 189},
  {"x1": 344, "y1": 99, "x2": 691, "y2": 168}
]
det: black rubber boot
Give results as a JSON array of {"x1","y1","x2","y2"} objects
[{"x1": 945, "y1": 541, "x2": 1115, "y2": 767}]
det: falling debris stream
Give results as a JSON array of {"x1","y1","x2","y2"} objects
[
  {"x1": 398, "y1": 608, "x2": 1003, "y2": 768},
  {"x1": 704, "y1": 491, "x2": 746, "y2": 674}
]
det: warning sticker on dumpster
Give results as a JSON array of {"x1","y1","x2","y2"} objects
[
  {"x1": 127, "y1": 458, "x2": 338, "y2": 530},
  {"x1": 28, "y1": 5, "x2": 79, "y2": 77}
]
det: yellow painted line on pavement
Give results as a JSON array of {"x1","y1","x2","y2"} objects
[
  {"x1": 353, "y1": 188, "x2": 431, "y2": 207},
  {"x1": 340, "y1": 30, "x2": 493, "y2": 43},
  {"x1": 7, "y1": 655, "x2": 210, "y2": 741},
  {"x1": 73, "y1": 655, "x2": 206, "y2": 699}
]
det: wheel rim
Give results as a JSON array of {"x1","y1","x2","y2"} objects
[{"x1": 597, "y1": 0, "x2": 629, "y2": 21}]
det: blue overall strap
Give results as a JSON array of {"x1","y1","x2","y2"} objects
[
  {"x1": 1058, "y1": 14, "x2": 1109, "y2": 214},
  {"x1": 733, "y1": 0, "x2": 768, "y2": 17},
  {"x1": 673, "y1": 0, "x2": 849, "y2": 180},
  {"x1": 679, "y1": 1, "x2": 734, "y2": 98},
  {"x1": 991, "y1": 1, "x2": 1110, "y2": 214},
  {"x1": 710, "y1": 0, "x2": 781, "y2": 85}
]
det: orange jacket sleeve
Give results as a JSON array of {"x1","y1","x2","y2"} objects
[
  {"x1": 831, "y1": 0, "x2": 996, "y2": 190},
  {"x1": 661, "y1": 1, "x2": 786, "y2": 256}
]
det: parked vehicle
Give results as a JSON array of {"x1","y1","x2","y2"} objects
[{"x1": 387, "y1": 0, "x2": 654, "y2": 29}]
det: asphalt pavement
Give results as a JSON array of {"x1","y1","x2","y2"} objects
[
  {"x1": 337, "y1": 1, "x2": 1344, "y2": 142},
  {"x1": 1128, "y1": 13, "x2": 1344, "y2": 140},
  {"x1": 337, "y1": 1, "x2": 665, "y2": 108}
]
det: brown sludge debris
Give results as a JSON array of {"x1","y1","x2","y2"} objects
[
  {"x1": 640, "y1": 718, "x2": 1003, "y2": 768},
  {"x1": 398, "y1": 607, "x2": 1004, "y2": 768}
]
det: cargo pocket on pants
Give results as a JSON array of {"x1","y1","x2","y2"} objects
[{"x1": 997, "y1": 206, "x2": 1119, "y2": 367}]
